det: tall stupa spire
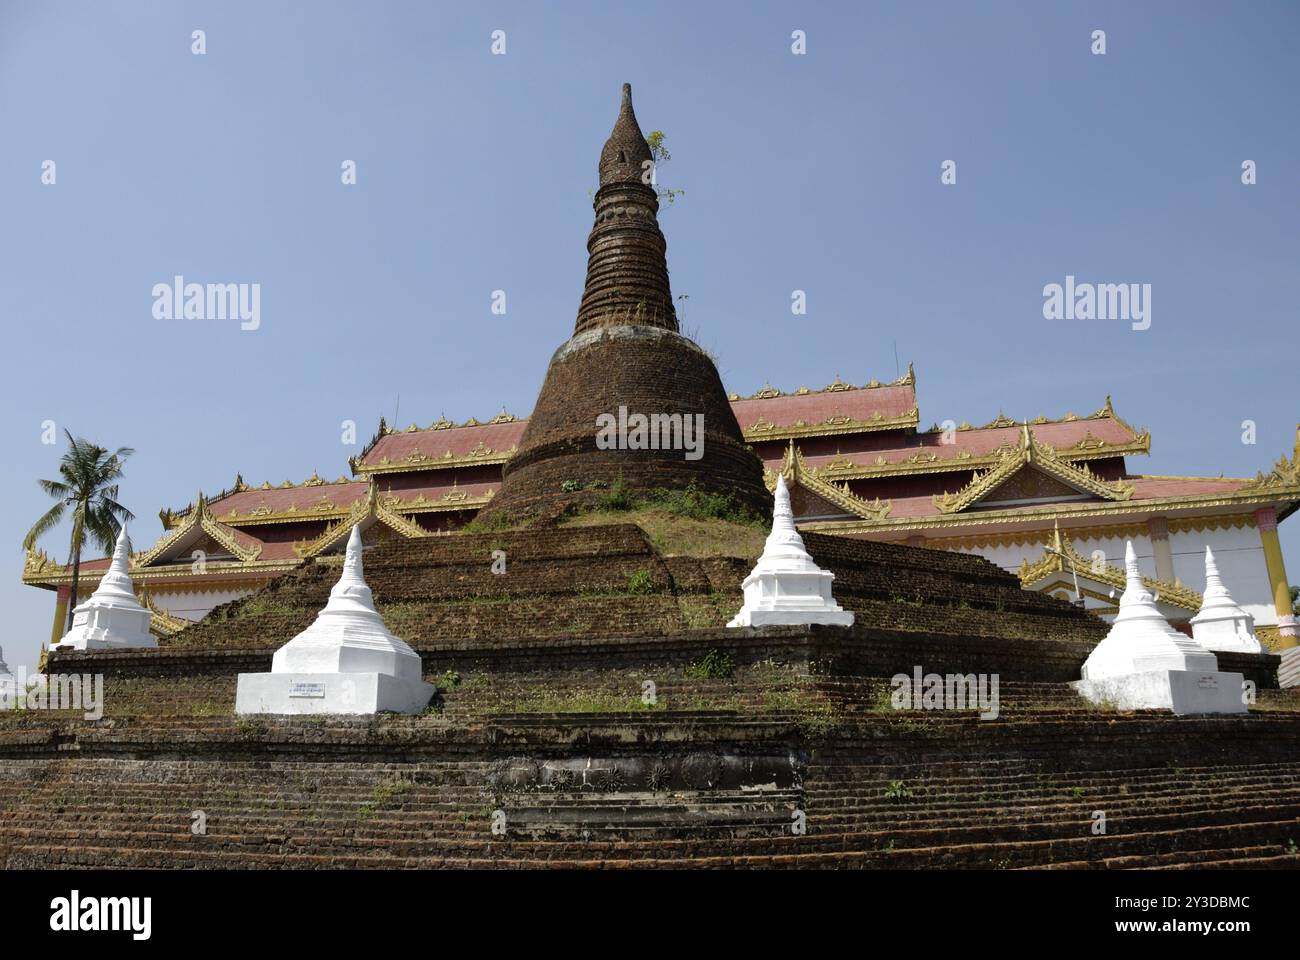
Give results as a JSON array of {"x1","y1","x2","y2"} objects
[
  {"x1": 480, "y1": 84, "x2": 770, "y2": 522},
  {"x1": 575, "y1": 83, "x2": 677, "y2": 336}
]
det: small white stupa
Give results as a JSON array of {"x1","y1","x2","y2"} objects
[
  {"x1": 52, "y1": 526, "x2": 157, "y2": 652},
  {"x1": 235, "y1": 525, "x2": 433, "y2": 715},
  {"x1": 1072, "y1": 541, "x2": 1245, "y2": 714},
  {"x1": 1190, "y1": 546, "x2": 1262, "y2": 654},
  {"x1": 0, "y1": 646, "x2": 14, "y2": 690},
  {"x1": 727, "y1": 475, "x2": 854, "y2": 628}
]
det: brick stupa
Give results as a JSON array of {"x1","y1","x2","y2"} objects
[{"x1": 481, "y1": 84, "x2": 770, "y2": 521}]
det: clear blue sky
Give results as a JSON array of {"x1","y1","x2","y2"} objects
[{"x1": 2, "y1": 0, "x2": 1297, "y2": 672}]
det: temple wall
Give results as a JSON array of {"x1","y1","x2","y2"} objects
[
  {"x1": 957, "y1": 535, "x2": 1159, "y2": 582},
  {"x1": 1169, "y1": 524, "x2": 1275, "y2": 627},
  {"x1": 950, "y1": 524, "x2": 1279, "y2": 629},
  {"x1": 151, "y1": 588, "x2": 253, "y2": 623}
]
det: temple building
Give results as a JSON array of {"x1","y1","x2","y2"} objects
[
  {"x1": 21, "y1": 85, "x2": 1300, "y2": 653},
  {"x1": 24, "y1": 378, "x2": 1300, "y2": 650}
]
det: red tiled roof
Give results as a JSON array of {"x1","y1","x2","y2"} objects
[
  {"x1": 773, "y1": 417, "x2": 1141, "y2": 472},
  {"x1": 360, "y1": 421, "x2": 527, "y2": 467},
  {"x1": 1127, "y1": 476, "x2": 1250, "y2": 498},
  {"x1": 849, "y1": 474, "x2": 1253, "y2": 522},
  {"x1": 730, "y1": 384, "x2": 916, "y2": 432},
  {"x1": 208, "y1": 481, "x2": 370, "y2": 519},
  {"x1": 380, "y1": 478, "x2": 500, "y2": 501}
]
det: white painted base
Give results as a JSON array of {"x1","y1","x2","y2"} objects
[
  {"x1": 730, "y1": 608, "x2": 856, "y2": 628},
  {"x1": 234, "y1": 672, "x2": 434, "y2": 716},
  {"x1": 1071, "y1": 669, "x2": 1248, "y2": 715},
  {"x1": 1278, "y1": 648, "x2": 1300, "y2": 690},
  {"x1": 52, "y1": 632, "x2": 158, "y2": 653}
]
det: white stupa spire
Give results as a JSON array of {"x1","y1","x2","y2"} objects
[
  {"x1": 1081, "y1": 541, "x2": 1217, "y2": 679},
  {"x1": 727, "y1": 475, "x2": 854, "y2": 628},
  {"x1": 1191, "y1": 545, "x2": 1262, "y2": 653},
  {"x1": 237, "y1": 524, "x2": 433, "y2": 715},
  {"x1": 1073, "y1": 539, "x2": 1246, "y2": 714},
  {"x1": 92, "y1": 525, "x2": 139, "y2": 603},
  {"x1": 52, "y1": 524, "x2": 156, "y2": 651}
]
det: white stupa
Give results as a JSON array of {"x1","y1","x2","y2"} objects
[
  {"x1": 1189, "y1": 546, "x2": 1262, "y2": 653},
  {"x1": 1072, "y1": 541, "x2": 1245, "y2": 714},
  {"x1": 0, "y1": 646, "x2": 14, "y2": 689},
  {"x1": 52, "y1": 526, "x2": 157, "y2": 652},
  {"x1": 727, "y1": 475, "x2": 854, "y2": 628},
  {"x1": 235, "y1": 525, "x2": 434, "y2": 715}
]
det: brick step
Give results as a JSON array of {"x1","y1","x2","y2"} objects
[
  {"x1": 13, "y1": 811, "x2": 1297, "y2": 870},
  {"x1": 1036, "y1": 844, "x2": 1298, "y2": 870}
]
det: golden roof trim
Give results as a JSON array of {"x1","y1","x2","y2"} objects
[
  {"x1": 354, "y1": 443, "x2": 518, "y2": 475},
  {"x1": 743, "y1": 407, "x2": 920, "y2": 442},
  {"x1": 136, "y1": 494, "x2": 263, "y2": 568},
  {"x1": 805, "y1": 485, "x2": 1300, "y2": 536},
  {"x1": 776, "y1": 442, "x2": 891, "y2": 521},
  {"x1": 812, "y1": 436, "x2": 1152, "y2": 482},
  {"x1": 932, "y1": 425, "x2": 1134, "y2": 514},
  {"x1": 728, "y1": 363, "x2": 915, "y2": 402},
  {"x1": 1017, "y1": 528, "x2": 1203, "y2": 613}
]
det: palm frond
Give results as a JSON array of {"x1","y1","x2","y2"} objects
[{"x1": 23, "y1": 502, "x2": 66, "y2": 550}]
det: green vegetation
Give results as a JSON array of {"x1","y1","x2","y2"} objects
[
  {"x1": 462, "y1": 510, "x2": 520, "y2": 533},
  {"x1": 684, "y1": 648, "x2": 735, "y2": 680},
  {"x1": 358, "y1": 778, "x2": 414, "y2": 820},
  {"x1": 626, "y1": 569, "x2": 657, "y2": 595},
  {"x1": 488, "y1": 690, "x2": 661, "y2": 714},
  {"x1": 884, "y1": 780, "x2": 915, "y2": 802}
]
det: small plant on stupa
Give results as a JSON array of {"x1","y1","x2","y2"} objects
[
  {"x1": 597, "y1": 477, "x2": 633, "y2": 511},
  {"x1": 884, "y1": 780, "x2": 915, "y2": 802},
  {"x1": 626, "y1": 569, "x2": 656, "y2": 595}
]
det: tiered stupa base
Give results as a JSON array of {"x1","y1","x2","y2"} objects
[
  {"x1": 482, "y1": 326, "x2": 769, "y2": 521},
  {"x1": 1071, "y1": 670, "x2": 1247, "y2": 715},
  {"x1": 235, "y1": 671, "x2": 432, "y2": 716}
]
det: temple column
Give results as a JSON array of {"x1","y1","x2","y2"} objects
[
  {"x1": 49, "y1": 585, "x2": 70, "y2": 647},
  {"x1": 1148, "y1": 517, "x2": 1175, "y2": 582},
  {"x1": 1255, "y1": 507, "x2": 1297, "y2": 647}
]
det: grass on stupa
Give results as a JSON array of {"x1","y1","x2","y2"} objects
[{"x1": 557, "y1": 508, "x2": 766, "y2": 559}]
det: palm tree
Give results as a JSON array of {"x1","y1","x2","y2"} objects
[{"x1": 24, "y1": 431, "x2": 135, "y2": 632}]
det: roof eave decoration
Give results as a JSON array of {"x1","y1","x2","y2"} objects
[
  {"x1": 775, "y1": 441, "x2": 891, "y2": 521},
  {"x1": 1239, "y1": 447, "x2": 1300, "y2": 495},
  {"x1": 135, "y1": 493, "x2": 263, "y2": 567},
  {"x1": 743, "y1": 407, "x2": 920, "y2": 442},
  {"x1": 1017, "y1": 528, "x2": 1203, "y2": 613},
  {"x1": 291, "y1": 481, "x2": 435, "y2": 558},
  {"x1": 728, "y1": 364, "x2": 915, "y2": 403},
  {"x1": 139, "y1": 588, "x2": 190, "y2": 638},
  {"x1": 932, "y1": 425, "x2": 1135, "y2": 514},
  {"x1": 354, "y1": 442, "x2": 519, "y2": 476}
]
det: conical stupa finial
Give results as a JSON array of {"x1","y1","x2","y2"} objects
[
  {"x1": 110, "y1": 525, "x2": 130, "y2": 573},
  {"x1": 598, "y1": 83, "x2": 653, "y2": 188},
  {"x1": 1123, "y1": 540, "x2": 1143, "y2": 588},
  {"x1": 1204, "y1": 545, "x2": 1221, "y2": 582},
  {"x1": 343, "y1": 524, "x2": 363, "y2": 582},
  {"x1": 774, "y1": 473, "x2": 791, "y2": 516},
  {"x1": 1202, "y1": 545, "x2": 1230, "y2": 599}
]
